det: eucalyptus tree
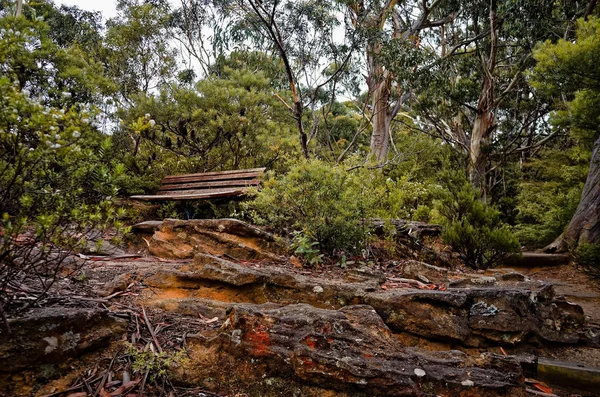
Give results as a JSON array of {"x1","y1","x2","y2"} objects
[
  {"x1": 170, "y1": 0, "x2": 231, "y2": 77},
  {"x1": 120, "y1": 67, "x2": 297, "y2": 173},
  {"x1": 104, "y1": 0, "x2": 177, "y2": 104},
  {"x1": 343, "y1": 0, "x2": 458, "y2": 163},
  {"x1": 209, "y1": 0, "x2": 357, "y2": 159},
  {"x1": 404, "y1": 0, "x2": 590, "y2": 197}
]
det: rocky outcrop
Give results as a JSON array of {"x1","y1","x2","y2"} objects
[
  {"x1": 143, "y1": 254, "x2": 588, "y2": 347},
  {"x1": 0, "y1": 308, "x2": 125, "y2": 373},
  {"x1": 218, "y1": 303, "x2": 525, "y2": 396},
  {"x1": 142, "y1": 219, "x2": 287, "y2": 261},
  {"x1": 366, "y1": 287, "x2": 585, "y2": 347}
]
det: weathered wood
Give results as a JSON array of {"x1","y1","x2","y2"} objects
[
  {"x1": 161, "y1": 172, "x2": 263, "y2": 185},
  {"x1": 130, "y1": 189, "x2": 246, "y2": 201},
  {"x1": 158, "y1": 179, "x2": 260, "y2": 192},
  {"x1": 162, "y1": 167, "x2": 265, "y2": 182},
  {"x1": 131, "y1": 168, "x2": 265, "y2": 202},
  {"x1": 155, "y1": 187, "x2": 250, "y2": 196},
  {"x1": 537, "y1": 358, "x2": 600, "y2": 394},
  {"x1": 503, "y1": 252, "x2": 570, "y2": 267}
]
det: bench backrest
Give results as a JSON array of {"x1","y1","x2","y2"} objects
[{"x1": 157, "y1": 167, "x2": 265, "y2": 198}]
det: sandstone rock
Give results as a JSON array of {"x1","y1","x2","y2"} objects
[
  {"x1": 220, "y1": 303, "x2": 525, "y2": 396},
  {"x1": 94, "y1": 272, "x2": 134, "y2": 296},
  {"x1": 449, "y1": 276, "x2": 498, "y2": 287},
  {"x1": 367, "y1": 286, "x2": 586, "y2": 346},
  {"x1": 145, "y1": 253, "x2": 379, "y2": 308},
  {"x1": 83, "y1": 239, "x2": 126, "y2": 256},
  {"x1": 145, "y1": 219, "x2": 287, "y2": 261},
  {"x1": 144, "y1": 255, "x2": 587, "y2": 347},
  {"x1": 131, "y1": 220, "x2": 163, "y2": 234},
  {"x1": 152, "y1": 298, "x2": 232, "y2": 320},
  {"x1": 0, "y1": 308, "x2": 125, "y2": 373},
  {"x1": 400, "y1": 260, "x2": 449, "y2": 284}
]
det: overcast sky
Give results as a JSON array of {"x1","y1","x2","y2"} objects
[{"x1": 59, "y1": 0, "x2": 119, "y2": 19}]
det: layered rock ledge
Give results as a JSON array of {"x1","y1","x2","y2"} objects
[{"x1": 142, "y1": 253, "x2": 589, "y2": 347}]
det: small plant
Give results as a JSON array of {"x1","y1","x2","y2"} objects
[
  {"x1": 575, "y1": 243, "x2": 600, "y2": 277},
  {"x1": 126, "y1": 343, "x2": 188, "y2": 382},
  {"x1": 156, "y1": 202, "x2": 180, "y2": 219},
  {"x1": 292, "y1": 232, "x2": 324, "y2": 266}
]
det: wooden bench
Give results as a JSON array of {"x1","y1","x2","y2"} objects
[{"x1": 130, "y1": 167, "x2": 265, "y2": 201}]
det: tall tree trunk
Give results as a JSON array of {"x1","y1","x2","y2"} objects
[
  {"x1": 469, "y1": 103, "x2": 494, "y2": 196},
  {"x1": 469, "y1": 1, "x2": 498, "y2": 197},
  {"x1": 370, "y1": 72, "x2": 392, "y2": 163},
  {"x1": 290, "y1": 81, "x2": 309, "y2": 159},
  {"x1": 547, "y1": 135, "x2": 600, "y2": 252}
]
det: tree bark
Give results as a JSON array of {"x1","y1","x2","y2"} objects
[
  {"x1": 469, "y1": 101, "x2": 494, "y2": 196},
  {"x1": 547, "y1": 135, "x2": 600, "y2": 252},
  {"x1": 369, "y1": 68, "x2": 393, "y2": 163},
  {"x1": 16, "y1": 0, "x2": 23, "y2": 16},
  {"x1": 468, "y1": 1, "x2": 498, "y2": 198}
]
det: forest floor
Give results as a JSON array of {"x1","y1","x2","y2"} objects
[{"x1": 2, "y1": 219, "x2": 600, "y2": 397}]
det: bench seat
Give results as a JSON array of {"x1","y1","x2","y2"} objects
[{"x1": 130, "y1": 167, "x2": 265, "y2": 201}]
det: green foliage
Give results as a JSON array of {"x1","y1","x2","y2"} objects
[
  {"x1": 126, "y1": 343, "x2": 188, "y2": 382},
  {"x1": 291, "y1": 232, "x2": 324, "y2": 266},
  {"x1": 433, "y1": 172, "x2": 521, "y2": 269},
  {"x1": 247, "y1": 160, "x2": 373, "y2": 254},
  {"x1": 247, "y1": 155, "x2": 447, "y2": 255},
  {"x1": 0, "y1": 14, "x2": 125, "y2": 314},
  {"x1": 515, "y1": 146, "x2": 588, "y2": 248},
  {"x1": 105, "y1": 0, "x2": 176, "y2": 100},
  {"x1": 113, "y1": 67, "x2": 298, "y2": 192},
  {"x1": 575, "y1": 243, "x2": 600, "y2": 277},
  {"x1": 532, "y1": 17, "x2": 600, "y2": 147},
  {"x1": 156, "y1": 202, "x2": 180, "y2": 220}
]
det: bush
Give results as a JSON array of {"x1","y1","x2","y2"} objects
[
  {"x1": 246, "y1": 160, "x2": 375, "y2": 254},
  {"x1": 0, "y1": 16, "x2": 125, "y2": 316},
  {"x1": 246, "y1": 155, "x2": 453, "y2": 258},
  {"x1": 575, "y1": 243, "x2": 600, "y2": 276},
  {"x1": 434, "y1": 172, "x2": 521, "y2": 269}
]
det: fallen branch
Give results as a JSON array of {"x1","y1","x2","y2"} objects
[
  {"x1": 142, "y1": 305, "x2": 163, "y2": 354},
  {"x1": 387, "y1": 277, "x2": 428, "y2": 288},
  {"x1": 525, "y1": 388, "x2": 559, "y2": 397},
  {"x1": 93, "y1": 350, "x2": 119, "y2": 397}
]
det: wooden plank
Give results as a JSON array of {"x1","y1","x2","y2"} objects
[
  {"x1": 159, "y1": 179, "x2": 260, "y2": 192},
  {"x1": 162, "y1": 167, "x2": 265, "y2": 182},
  {"x1": 156, "y1": 187, "x2": 251, "y2": 196},
  {"x1": 130, "y1": 189, "x2": 247, "y2": 201},
  {"x1": 161, "y1": 172, "x2": 262, "y2": 184}
]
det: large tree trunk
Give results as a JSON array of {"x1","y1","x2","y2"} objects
[
  {"x1": 468, "y1": 2, "x2": 498, "y2": 198},
  {"x1": 469, "y1": 106, "x2": 494, "y2": 197},
  {"x1": 370, "y1": 73, "x2": 392, "y2": 163},
  {"x1": 547, "y1": 135, "x2": 600, "y2": 252}
]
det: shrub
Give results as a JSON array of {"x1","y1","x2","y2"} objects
[
  {"x1": 246, "y1": 160, "x2": 376, "y2": 254},
  {"x1": 575, "y1": 243, "x2": 600, "y2": 277},
  {"x1": 0, "y1": 16, "x2": 125, "y2": 317},
  {"x1": 433, "y1": 172, "x2": 521, "y2": 269}
]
